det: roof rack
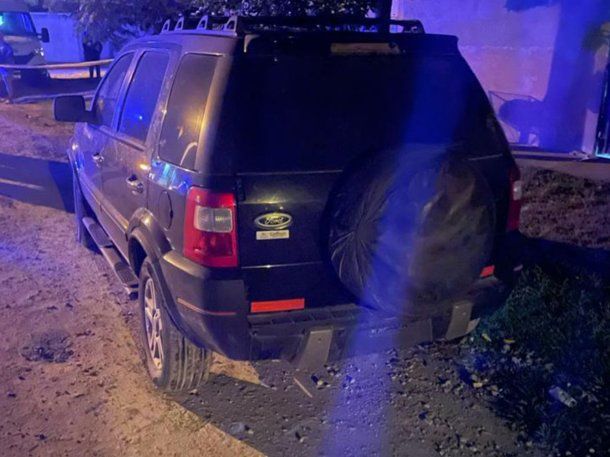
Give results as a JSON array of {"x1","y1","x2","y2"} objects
[{"x1": 160, "y1": 14, "x2": 425, "y2": 36}]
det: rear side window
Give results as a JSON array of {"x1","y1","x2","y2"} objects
[
  {"x1": 158, "y1": 54, "x2": 217, "y2": 170},
  {"x1": 94, "y1": 53, "x2": 133, "y2": 127},
  {"x1": 118, "y1": 51, "x2": 169, "y2": 143}
]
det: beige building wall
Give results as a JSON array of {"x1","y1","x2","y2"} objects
[{"x1": 392, "y1": 0, "x2": 608, "y2": 154}]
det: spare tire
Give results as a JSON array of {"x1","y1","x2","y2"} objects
[{"x1": 328, "y1": 146, "x2": 495, "y2": 317}]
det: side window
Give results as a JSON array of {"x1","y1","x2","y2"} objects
[
  {"x1": 94, "y1": 53, "x2": 133, "y2": 127},
  {"x1": 158, "y1": 54, "x2": 217, "y2": 169},
  {"x1": 118, "y1": 51, "x2": 170, "y2": 144}
]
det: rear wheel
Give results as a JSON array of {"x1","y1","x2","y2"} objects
[{"x1": 139, "y1": 258, "x2": 210, "y2": 393}]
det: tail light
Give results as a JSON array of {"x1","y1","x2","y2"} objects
[
  {"x1": 507, "y1": 165, "x2": 522, "y2": 232},
  {"x1": 184, "y1": 187, "x2": 238, "y2": 268},
  {"x1": 480, "y1": 265, "x2": 495, "y2": 278}
]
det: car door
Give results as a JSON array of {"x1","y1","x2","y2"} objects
[
  {"x1": 148, "y1": 53, "x2": 219, "y2": 255},
  {"x1": 75, "y1": 53, "x2": 133, "y2": 211},
  {"x1": 100, "y1": 50, "x2": 171, "y2": 256}
]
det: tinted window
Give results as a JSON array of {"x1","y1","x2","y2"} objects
[
  {"x1": 94, "y1": 53, "x2": 133, "y2": 128},
  {"x1": 158, "y1": 54, "x2": 216, "y2": 169},
  {"x1": 118, "y1": 52, "x2": 169, "y2": 143}
]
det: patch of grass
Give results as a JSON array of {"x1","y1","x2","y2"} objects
[{"x1": 471, "y1": 266, "x2": 610, "y2": 455}]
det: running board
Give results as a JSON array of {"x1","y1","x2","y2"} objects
[{"x1": 82, "y1": 217, "x2": 139, "y2": 299}]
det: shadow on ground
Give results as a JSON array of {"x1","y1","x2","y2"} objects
[
  {"x1": 11, "y1": 77, "x2": 100, "y2": 101},
  {"x1": 0, "y1": 152, "x2": 73, "y2": 212},
  {"x1": 523, "y1": 236, "x2": 610, "y2": 279}
]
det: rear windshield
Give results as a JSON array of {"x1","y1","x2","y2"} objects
[{"x1": 212, "y1": 53, "x2": 501, "y2": 173}]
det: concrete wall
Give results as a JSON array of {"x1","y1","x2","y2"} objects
[{"x1": 393, "y1": 0, "x2": 609, "y2": 154}]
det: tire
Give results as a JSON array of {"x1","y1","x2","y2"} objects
[
  {"x1": 138, "y1": 258, "x2": 211, "y2": 393},
  {"x1": 328, "y1": 146, "x2": 495, "y2": 318},
  {"x1": 72, "y1": 168, "x2": 96, "y2": 250}
]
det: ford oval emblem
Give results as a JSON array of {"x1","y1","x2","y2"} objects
[{"x1": 254, "y1": 212, "x2": 293, "y2": 230}]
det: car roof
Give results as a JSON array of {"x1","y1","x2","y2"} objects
[{"x1": 125, "y1": 32, "x2": 239, "y2": 56}]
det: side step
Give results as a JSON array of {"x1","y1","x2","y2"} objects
[{"x1": 82, "y1": 217, "x2": 139, "y2": 299}]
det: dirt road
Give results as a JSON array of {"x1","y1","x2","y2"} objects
[{"x1": 0, "y1": 102, "x2": 541, "y2": 457}]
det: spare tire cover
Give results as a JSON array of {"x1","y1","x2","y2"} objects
[{"x1": 328, "y1": 146, "x2": 495, "y2": 317}]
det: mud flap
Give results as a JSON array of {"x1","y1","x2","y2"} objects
[
  {"x1": 442, "y1": 300, "x2": 476, "y2": 341},
  {"x1": 292, "y1": 328, "x2": 333, "y2": 398},
  {"x1": 290, "y1": 300, "x2": 476, "y2": 396}
]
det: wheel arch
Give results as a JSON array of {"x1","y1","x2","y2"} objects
[
  {"x1": 127, "y1": 208, "x2": 172, "y2": 276},
  {"x1": 128, "y1": 209, "x2": 188, "y2": 336}
]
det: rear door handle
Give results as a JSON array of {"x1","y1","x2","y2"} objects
[
  {"x1": 92, "y1": 153, "x2": 104, "y2": 166},
  {"x1": 126, "y1": 175, "x2": 144, "y2": 194}
]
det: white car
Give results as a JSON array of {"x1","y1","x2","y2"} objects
[{"x1": 0, "y1": 0, "x2": 49, "y2": 82}]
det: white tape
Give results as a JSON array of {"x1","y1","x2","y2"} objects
[{"x1": 0, "y1": 59, "x2": 114, "y2": 70}]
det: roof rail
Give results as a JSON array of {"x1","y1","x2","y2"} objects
[
  {"x1": 222, "y1": 15, "x2": 239, "y2": 32},
  {"x1": 196, "y1": 15, "x2": 209, "y2": 30},
  {"x1": 161, "y1": 18, "x2": 172, "y2": 33},
  {"x1": 161, "y1": 14, "x2": 425, "y2": 36}
]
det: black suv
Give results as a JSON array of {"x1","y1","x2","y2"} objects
[{"x1": 54, "y1": 15, "x2": 522, "y2": 394}]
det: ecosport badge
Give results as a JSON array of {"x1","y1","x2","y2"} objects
[{"x1": 254, "y1": 212, "x2": 293, "y2": 230}]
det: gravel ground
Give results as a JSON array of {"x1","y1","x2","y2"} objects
[
  {"x1": 0, "y1": 101, "x2": 552, "y2": 457},
  {"x1": 0, "y1": 102, "x2": 260, "y2": 457},
  {"x1": 520, "y1": 166, "x2": 610, "y2": 249}
]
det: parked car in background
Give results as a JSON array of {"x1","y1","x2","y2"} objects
[
  {"x1": 0, "y1": 0, "x2": 49, "y2": 83},
  {"x1": 54, "y1": 15, "x2": 523, "y2": 395}
]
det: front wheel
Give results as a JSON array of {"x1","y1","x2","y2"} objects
[{"x1": 139, "y1": 258, "x2": 211, "y2": 393}]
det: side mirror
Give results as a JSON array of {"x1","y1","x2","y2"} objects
[
  {"x1": 54, "y1": 95, "x2": 95, "y2": 123},
  {"x1": 40, "y1": 28, "x2": 50, "y2": 43}
]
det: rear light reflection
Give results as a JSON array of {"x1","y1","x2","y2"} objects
[
  {"x1": 480, "y1": 265, "x2": 495, "y2": 278},
  {"x1": 251, "y1": 299, "x2": 305, "y2": 314},
  {"x1": 507, "y1": 165, "x2": 522, "y2": 232}
]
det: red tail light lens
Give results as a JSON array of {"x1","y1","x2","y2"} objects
[
  {"x1": 507, "y1": 165, "x2": 522, "y2": 232},
  {"x1": 184, "y1": 187, "x2": 238, "y2": 268}
]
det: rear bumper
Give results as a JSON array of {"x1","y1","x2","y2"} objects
[
  {"x1": 249, "y1": 275, "x2": 510, "y2": 361},
  {"x1": 159, "y1": 247, "x2": 517, "y2": 361}
]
